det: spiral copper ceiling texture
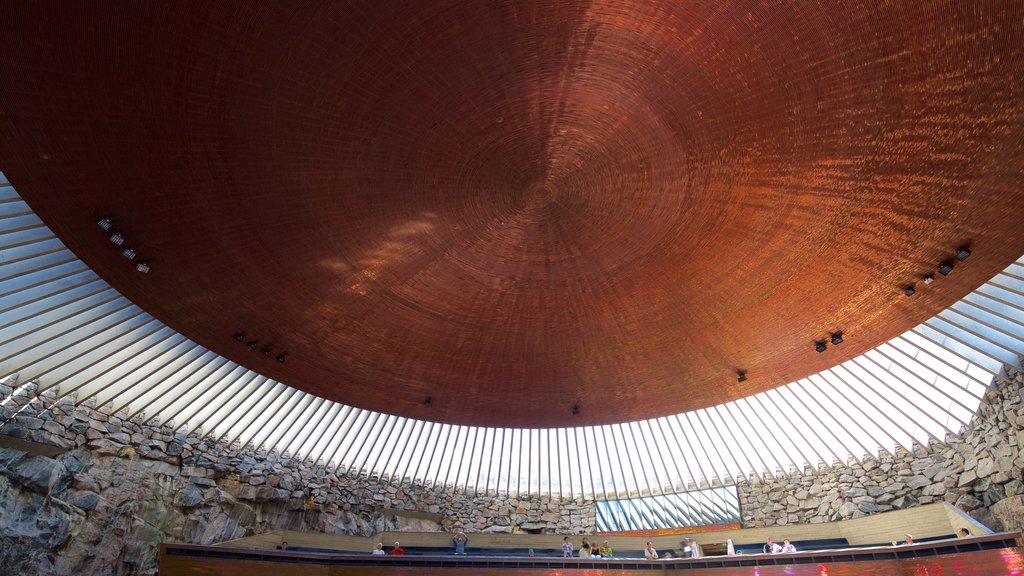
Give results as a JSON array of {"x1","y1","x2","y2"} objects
[{"x1": 1, "y1": 1, "x2": 1024, "y2": 427}]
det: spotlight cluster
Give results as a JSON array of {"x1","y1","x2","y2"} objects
[
  {"x1": 904, "y1": 245, "x2": 971, "y2": 297},
  {"x1": 96, "y1": 216, "x2": 151, "y2": 273},
  {"x1": 233, "y1": 331, "x2": 287, "y2": 363}
]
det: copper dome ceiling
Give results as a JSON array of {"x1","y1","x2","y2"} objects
[{"x1": 1, "y1": 1, "x2": 1024, "y2": 427}]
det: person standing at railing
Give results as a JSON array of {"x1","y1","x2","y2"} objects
[
  {"x1": 452, "y1": 531, "x2": 469, "y2": 555},
  {"x1": 579, "y1": 537, "x2": 592, "y2": 558},
  {"x1": 644, "y1": 542, "x2": 658, "y2": 560},
  {"x1": 562, "y1": 536, "x2": 574, "y2": 558}
]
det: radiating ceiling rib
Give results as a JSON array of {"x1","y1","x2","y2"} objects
[
  {"x1": 363, "y1": 413, "x2": 399, "y2": 480},
  {"x1": 427, "y1": 422, "x2": 454, "y2": 490},
  {"x1": 202, "y1": 375, "x2": 272, "y2": 440},
  {"x1": 408, "y1": 421, "x2": 439, "y2": 485},
  {"x1": 172, "y1": 369, "x2": 260, "y2": 435},
  {"x1": 641, "y1": 419, "x2": 673, "y2": 491},
  {"x1": 873, "y1": 344, "x2": 976, "y2": 419},
  {"x1": 349, "y1": 412, "x2": 387, "y2": 477},
  {"x1": 811, "y1": 368, "x2": 901, "y2": 450},
  {"x1": 707, "y1": 406, "x2": 761, "y2": 480},
  {"x1": 958, "y1": 295, "x2": 1024, "y2": 338},
  {"x1": 946, "y1": 304, "x2": 1024, "y2": 351},
  {"x1": 672, "y1": 414, "x2": 716, "y2": 487},
  {"x1": 123, "y1": 354, "x2": 229, "y2": 420},
  {"x1": 927, "y1": 316, "x2": 1018, "y2": 365},
  {"x1": 727, "y1": 401, "x2": 785, "y2": 477},
  {"x1": 376, "y1": 414, "x2": 411, "y2": 481},
  {"x1": 303, "y1": 402, "x2": 343, "y2": 464},
  {"x1": 319, "y1": 405, "x2": 357, "y2": 467},
  {"x1": 129, "y1": 357, "x2": 234, "y2": 422},
  {"x1": 850, "y1": 355, "x2": 961, "y2": 434},
  {"x1": 287, "y1": 396, "x2": 331, "y2": 458},
  {"x1": 630, "y1": 421, "x2": 662, "y2": 496},
  {"x1": 786, "y1": 379, "x2": 867, "y2": 463},
  {"x1": 890, "y1": 334, "x2": 988, "y2": 392},
  {"x1": 89, "y1": 340, "x2": 201, "y2": 408},
  {"x1": 0, "y1": 181, "x2": 1022, "y2": 499},
  {"x1": 254, "y1": 389, "x2": 318, "y2": 454},
  {"x1": 5, "y1": 304, "x2": 141, "y2": 383},
  {"x1": 221, "y1": 384, "x2": 297, "y2": 448},
  {"x1": 760, "y1": 390, "x2": 830, "y2": 469},
  {"x1": 744, "y1": 395, "x2": 813, "y2": 473},
  {"x1": 108, "y1": 348, "x2": 217, "y2": 415}
]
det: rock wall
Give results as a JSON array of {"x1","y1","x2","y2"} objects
[
  {"x1": 0, "y1": 377, "x2": 594, "y2": 576},
  {"x1": 738, "y1": 362, "x2": 1024, "y2": 532},
  {"x1": 4, "y1": 361, "x2": 1023, "y2": 575}
]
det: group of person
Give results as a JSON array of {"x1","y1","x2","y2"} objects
[
  {"x1": 641, "y1": 538, "x2": 704, "y2": 560},
  {"x1": 562, "y1": 536, "x2": 613, "y2": 558},
  {"x1": 370, "y1": 531, "x2": 469, "y2": 556},
  {"x1": 372, "y1": 541, "x2": 405, "y2": 555},
  {"x1": 360, "y1": 527, "x2": 976, "y2": 559},
  {"x1": 761, "y1": 537, "x2": 797, "y2": 554}
]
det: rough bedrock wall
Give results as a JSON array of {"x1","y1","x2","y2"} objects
[
  {"x1": 0, "y1": 377, "x2": 595, "y2": 576},
  {"x1": 738, "y1": 362, "x2": 1024, "y2": 532}
]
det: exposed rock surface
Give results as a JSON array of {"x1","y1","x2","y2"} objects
[
  {"x1": 0, "y1": 378, "x2": 594, "y2": 576},
  {"x1": 740, "y1": 363, "x2": 1024, "y2": 532},
  {"x1": 2, "y1": 362, "x2": 1022, "y2": 575}
]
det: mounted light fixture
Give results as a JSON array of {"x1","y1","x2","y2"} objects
[
  {"x1": 955, "y1": 246, "x2": 972, "y2": 261},
  {"x1": 109, "y1": 231, "x2": 125, "y2": 246},
  {"x1": 815, "y1": 341, "x2": 827, "y2": 353},
  {"x1": 939, "y1": 260, "x2": 954, "y2": 276},
  {"x1": 234, "y1": 332, "x2": 246, "y2": 342},
  {"x1": 276, "y1": 353, "x2": 287, "y2": 363},
  {"x1": 923, "y1": 275, "x2": 934, "y2": 285},
  {"x1": 247, "y1": 340, "x2": 259, "y2": 351},
  {"x1": 97, "y1": 217, "x2": 112, "y2": 231},
  {"x1": 121, "y1": 246, "x2": 137, "y2": 260},
  {"x1": 831, "y1": 332, "x2": 844, "y2": 345},
  {"x1": 423, "y1": 397, "x2": 433, "y2": 408},
  {"x1": 905, "y1": 285, "x2": 916, "y2": 297},
  {"x1": 136, "y1": 261, "x2": 150, "y2": 274},
  {"x1": 737, "y1": 370, "x2": 747, "y2": 383},
  {"x1": 262, "y1": 346, "x2": 273, "y2": 357},
  {"x1": 572, "y1": 403, "x2": 580, "y2": 416}
]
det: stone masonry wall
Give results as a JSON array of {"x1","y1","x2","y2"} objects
[
  {"x1": 3, "y1": 362, "x2": 1024, "y2": 575},
  {"x1": 0, "y1": 376, "x2": 594, "y2": 576},
  {"x1": 738, "y1": 362, "x2": 1024, "y2": 533}
]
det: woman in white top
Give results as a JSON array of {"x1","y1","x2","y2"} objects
[
  {"x1": 372, "y1": 542, "x2": 385, "y2": 555},
  {"x1": 579, "y1": 537, "x2": 592, "y2": 558},
  {"x1": 644, "y1": 541, "x2": 658, "y2": 560}
]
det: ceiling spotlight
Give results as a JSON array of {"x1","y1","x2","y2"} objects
[
  {"x1": 121, "y1": 246, "x2": 137, "y2": 260},
  {"x1": 737, "y1": 371, "x2": 747, "y2": 383},
  {"x1": 938, "y1": 260, "x2": 954, "y2": 276},
  {"x1": 97, "y1": 217, "x2": 112, "y2": 231},
  {"x1": 904, "y1": 285, "x2": 916, "y2": 297},
  {"x1": 261, "y1": 346, "x2": 273, "y2": 357},
  {"x1": 831, "y1": 332, "x2": 844, "y2": 345},
  {"x1": 571, "y1": 403, "x2": 580, "y2": 416},
  {"x1": 922, "y1": 275, "x2": 934, "y2": 285},
  {"x1": 955, "y1": 246, "x2": 972, "y2": 262},
  {"x1": 234, "y1": 332, "x2": 245, "y2": 342},
  {"x1": 109, "y1": 231, "x2": 125, "y2": 246},
  {"x1": 247, "y1": 340, "x2": 259, "y2": 351},
  {"x1": 136, "y1": 261, "x2": 150, "y2": 274},
  {"x1": 423, "y1": 396, "x2": 433, "y2": 408},
  {"x1": 815, "y1": 341, "x2": 827, "y2": 353},
  {"x1": 276, "y1": 353, "x2": 287, "y2": 363}
]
